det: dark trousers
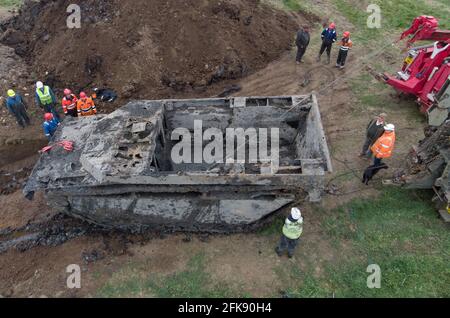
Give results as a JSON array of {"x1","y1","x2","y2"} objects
[
  {"x1": 276, "y1": 235, "x2": 299, "y2": 257},
  {"x1": 296, "y1": 45, "x2": 307, "y2": 62},
  {"x1": 66, "y1": 108, "x2": 78, "y2": 118},
  {"x1": 362, "y1": 137, "x2": 375, "y2": 157},
  {"x1": 374, "y1": 157, "x2": 383, "y2": 167},
  {"x1": 11, "y1": 104, "x2": 30, "y2": 128},
  {"x1": 43, "y1": 103, "x2": 61, "y2": 121},
  {"x1": 337, "y1": 49, "x2": 349, "y2": 66},
  {"x1": 319, "y1": 41, "x2": 333, "y2": 57}
]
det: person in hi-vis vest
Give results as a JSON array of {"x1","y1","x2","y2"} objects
[
  {"x1": 276, "y1": 208, "x2": 304, "y2": 259},
  {"x1": 35, "y1": 81, "x2": 60, "y2": 121}
]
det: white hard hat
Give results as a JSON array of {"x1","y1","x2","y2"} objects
[
  {"x1": 36, "y1": 81, "x2": 44, "y2": 89},
  {"x1": 384, "y1": 124, "x2": 395, "y2": 131},
  {"x1": 291, "y1": 207, "x2": 302, "y2": 221}
]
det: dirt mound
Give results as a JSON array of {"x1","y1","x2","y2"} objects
[{"x1": 1, "y1": 0, "x2": 303, "y2": 103}]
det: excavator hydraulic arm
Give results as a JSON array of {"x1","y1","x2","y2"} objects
[
  {"x1": 376, "y1": 15, "x2": 450, "y2": 126},
  {"x1": 401, "y1": 16, "x2": 450, "y2": 46}
]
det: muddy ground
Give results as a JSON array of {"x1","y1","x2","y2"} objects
[
  {"x1": 0, "y1": 0, "x2": 431, "y2": 297},
  {"x1": 0, "y1": 0, "x2": 317, "y2": 107}
]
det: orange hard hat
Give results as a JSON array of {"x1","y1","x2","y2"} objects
[
  {"x1": 79, "y1": 92, "x2": 87, "y2": 98},
  {"x1": 64, "y1": 88, "x2": 72, "y2": 95},
  {"x1": 329, "y1": 23, "x2": 336, "y2": 29},
  {"x1": 44, "y1": 113, "x2": 54, "y2": 121},
  {"x1": 343, "y1": 31, "x2": 350, "y2": 38}
]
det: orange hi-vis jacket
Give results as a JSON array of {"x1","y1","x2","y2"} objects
[
  {"x1": 340, "y1": 38, "x2": 353, "y2": 51},
  {"x1": 62, "y1": 94, "x2": 78, "y2": 114},
  {"x1": 77, "y1": 97, "x2": 97, "y2": 117},
  {"x1": 371, "y1": 132, "x2": 396, "y2": 159}
]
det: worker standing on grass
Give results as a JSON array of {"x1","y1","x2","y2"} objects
[
  {"x1": 371, "y1": 124, "x2": 396, "y2": 167},
  {"x1": 77, "y1": 92, "x2": 97, "y2": 117},
  {"x1": 35, "y1": 81, "x2": 60, "y2": 121},
  {"x1": 317, "y1": 23, "x2": 337, "y2": 64},
  {"x1": 4, "y1": 89, "x2": 31, "y2": 129},
  {"x1": 296, "y1": 25, "x2": 311, "y2": 64},
  {"x1": 62, "y1": 89, "x2": 78, "y2": 118},
  {"x1": 360, "y1": 113, "x2": 387, "y2": 158},
  {"x1": 43, "y1": 113, "x2": 60, "y2": 140},
  {"x1": 336, "y1": 31, "x2": 353, "y2": 69},
  {"x1": 276, "y1": 208, "x2": 303, "y2": 259}
]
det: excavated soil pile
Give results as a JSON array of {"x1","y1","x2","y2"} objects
[{"x1": 0, "y1": 0, "x2": 303, "y2": 102}]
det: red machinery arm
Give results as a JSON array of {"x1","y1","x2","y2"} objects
[{"x1": 400, "y1": 16, "x2": 450, "y2": 46}]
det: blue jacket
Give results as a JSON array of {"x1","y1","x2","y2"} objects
[
  {"x1": 5, "y1": 94, "x2": 26, "y2": 113},
  {"x1": 43, "y1": 119, "x2": 60, "y2": 139},
  {"x1": 321, "y1": 28, "x2": 337, "y2": 44},
  {"x1": 35, "y1": 87, "x2": 57, "y2": 107}
]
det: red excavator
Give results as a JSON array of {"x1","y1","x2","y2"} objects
[
  {"x1": 381, "y1": 16, "x2": 450, "y2": 221},
  {"x1": 382, "y1": 16, "x2": 450, "y2": 126}
]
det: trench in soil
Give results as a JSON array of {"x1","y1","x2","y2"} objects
[{"x1": 0, "y1": 139, "x2": 47, "y2": 168}]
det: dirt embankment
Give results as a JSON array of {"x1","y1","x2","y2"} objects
[{"x1": 0, "y1": 0, "x2": 305, "y2": 106}]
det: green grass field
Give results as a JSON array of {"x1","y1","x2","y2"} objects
[
  {"x1": 334, "y1": 0, "x2": 450, "y2": 43},
  {"x1": 0, "y1": 0, "x2": 22, "y2": 8},
  {"x1": 291, "y1": 188, "x2": 450, "y2": 298}
]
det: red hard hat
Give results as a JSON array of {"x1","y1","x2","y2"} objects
[
  {"x1": 44, "y1": 113, "x2": 54, "y2": 121},
  {"x1": 329, "y1": 23, "x2": 336, "y2": 29},
  {"x1": 343, "y1": 31, "x2": 350, "y2": 37},
  {"x1": 79, "y1": 92, "x2": 87, "y2": 98},
  {"x1": 64, "y1": 88, "x2": 72, "y2": 95}
]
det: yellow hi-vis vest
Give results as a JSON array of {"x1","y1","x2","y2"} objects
[
  {"x1": 36, "y1": 86, "x2": 53, "y2": 105},
  {"x1": 283, "y1": 219, "x2": 303, "y2": 240}
]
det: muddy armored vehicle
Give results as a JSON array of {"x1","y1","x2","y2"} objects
[
  {"x1": 24, "y1": 94, "x2": 332, "y2": 233},
  {"x1": 400, "y1": 120, "x2": 450, "y2": 222}
]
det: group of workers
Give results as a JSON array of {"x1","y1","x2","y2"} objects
[
  {"x1": 4, "y1": 81, "x2": 97, "y2": 140},
  {"x1": 276, "y1": 117, "x2": 396, "y2": 260},
  {"x1": 296, "y1": 22, "x2": 353, "y2": 68},
  {"x1": 361, "y1": 113, "x2": 396, "y2": 168}
]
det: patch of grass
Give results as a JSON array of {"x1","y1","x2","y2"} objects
[
  {"x1": 258, "y1": 215, "x2": 285, "y2": 236},
  {"x1": 282, "y1": 0, "x2": 302, "y2": 11},
  {"x1": 96, "y1": 263, "x2": 148, "y2": 298},
  {"x1": 288, "y1": 273, "x2": 333, "y2": 298},
  {"x1": 265, "y1": 0, "x2": 316, "y2": 16},
  {"x1": 348, "y1": 73, "x2": 427, "y2": 125},
  {"x1": 146, "y1": 254, "x2": 235, "y2": 298},
  {"x1": 285, "y1": 188, "x2": 450, "y2": 297},
  {"x1": 349, "y1": 73, "x2": 392, "y2": 108},
  {"x1": 333, "y1": 0, "x2": 382, "y2": 43},
  {"x1": 293, "y1": 254, "x2": 450, "y2": 298},
  {"x1": 333, "y1": 0, "x2": 450, "y2": 43},
  {"x1": 98, "y1": 254, "x2": 239, "y2": 298},
  {"x1": 278, "y1": 264, "x2": 334, "y2": 298},
  {"x1": 434, "y1": 0, "x2": 450, "y2": 8},
  {"x1": 324, "y1": 188, "x2": 448, "y2": 257},
  {"x1": 0, "y1": 0, "x2": 22, "y2": 8}
]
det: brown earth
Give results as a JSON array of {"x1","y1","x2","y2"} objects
[{"x1": 0, "y1": 0, "x2": 316, "y2": 108}]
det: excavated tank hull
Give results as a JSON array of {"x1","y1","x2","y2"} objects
[{"x1": 24, "y1": 95, "x2": 332, "y2": 233}]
